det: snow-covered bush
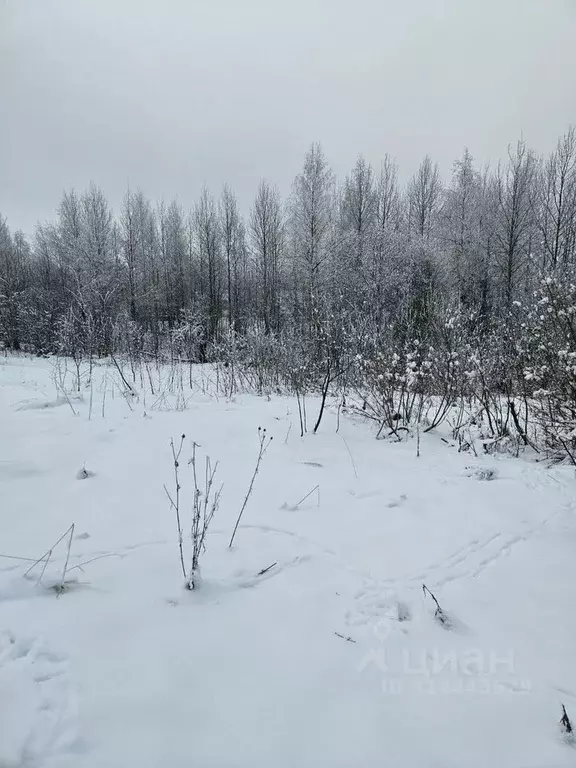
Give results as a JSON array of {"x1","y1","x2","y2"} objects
[
  {"x1": 515, "y1": 274, "x2": 576, "y2": 462},
  {"x1": 164, "y1": 435, "x2": 222, "y2": 590}
]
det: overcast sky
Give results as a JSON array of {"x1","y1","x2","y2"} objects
[{"x1": 1, "y1": 0, "x2": 575, "y2": 235}]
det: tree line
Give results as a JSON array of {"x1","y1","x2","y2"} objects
[{"x1": 2, "y1": 129, "x2": 576, "y2": 458}]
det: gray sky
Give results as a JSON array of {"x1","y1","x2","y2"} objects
[{"x1": 1, "y1": 0, "x2": 575, "y2": 235}]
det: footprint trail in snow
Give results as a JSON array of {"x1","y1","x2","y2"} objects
[{"x1": 0, "y1": 631, "x2": 77, "y2": 767}]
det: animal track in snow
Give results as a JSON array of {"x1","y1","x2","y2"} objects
[
  {"x1": 386, "y1": 494, "x2": 408, "y2": 508},
  {"x1": 345, "y1": 581, "x2": 410, "y2": 630},
  {"x1": 236, "y1": 523, "x2": 338, "y2": 558},
  {"x1": 373, "y1": 529, "x2": 533, "y2": 591},
  {"x1": 236, "y1": 553, "x2": 313, "y2": 588},
  {"x1": 0, "y1": 631, "x2": 78, "y2": 767},
  {"x1": 343, "y1": 526, "x2": 541, "y2": 630}
]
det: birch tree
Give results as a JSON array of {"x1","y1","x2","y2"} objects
[
  {"x1": 250, "y1": 180, "x2": 283, "y2": 334},
  {"x1": 288, "y1": 143, "x2": 334, "y2": 333}
]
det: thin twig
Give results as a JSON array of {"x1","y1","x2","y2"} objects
[
  {"x1": 334, "y1": 631, "x2": 356, "y2": 644},
  {"x1": 229, "y1": 427, "x2": 272, "y2": 548},
  {"x1": 561, "y1": 704, "x2": 573, "y2": 734},
  {"x1": 57, "y1": 523, "x2": 75, "y2": 595},
  {"x1": 292, "y1": 484, "x2": 320, "y2": 509},
  {"x1": 166, "y1": 435, "x2": 187, "y2": 581},
  {"x1": 68, "y1": 553, "x2": 124, "y2": 572},
  {"x1": 24, "y1": 525, "x2": 75, "y2": 578},
  {"x1": 422, "y1": 583, "x2": 441, "y2": 611},
  {"x1": 256, "y1": 562, "x2": 277, "y2": 576},
  {"x1": 341, "y1": 436, "x2": 358, "y2": 479},
  {"x1": 0, "y1": 554, "x2": 39, "y2": 563},
  {"x1": 111, "y1": 353, "x2": 135, "y2": 395},
  {"x1": 24, "y1": 550, "x2": 53, "y2": 578},
  {"x1": 36, "y1": 550, "x2": 52, "y2": 586}
]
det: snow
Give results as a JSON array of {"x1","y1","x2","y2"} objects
[{"x1": 2, "y1": 355, "x2": 576, "y2": 767}]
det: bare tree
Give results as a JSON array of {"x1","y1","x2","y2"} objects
[
  {"x1": 441, "y1": 148, "x2": 485, "y2": 305},
  {"x1": 0, "y1": 217, "x2": 29, "y2": 350},
  {"x1": 78, "y1": 183, "x2": 122, "y2": 354},
  {"x1": 194, "y1": 188, "x2": 222, "y2": 347},
  {"x1": 494, "y1": 141, "x2": 536, "y2": 306},
  {"x1": 120, "y1": 189, "x2": 140, "y2": 322},
  {"x1": 341, "y1": 155, "x2": 376, "y2": 265},
  {"x1": 408, "y1": 155, "x2": 442, "y2": 241},
  {"x1": 536, "y1": 126, "x2": 576, "y2": 269},
  {"x1": 375, "y1": 155, "x2": 401, "y2": 231},
  {"x1": 219, "y1": 185, "x2": 243, "y2": 331},
  {"x1": 288, "y1": 143, "x2": 334, "y2": 333},
  {"x1": 250, "y1": 180, "x2": 284, "y2": 334}
]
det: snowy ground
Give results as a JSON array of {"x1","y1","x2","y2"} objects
[{"x1": 2, "y1": 355, "x2": 576, "y2": 767}]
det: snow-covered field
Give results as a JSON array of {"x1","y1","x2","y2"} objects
[{"x1": 2, "y1": 355, "x2": 576, "y2": 767}]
